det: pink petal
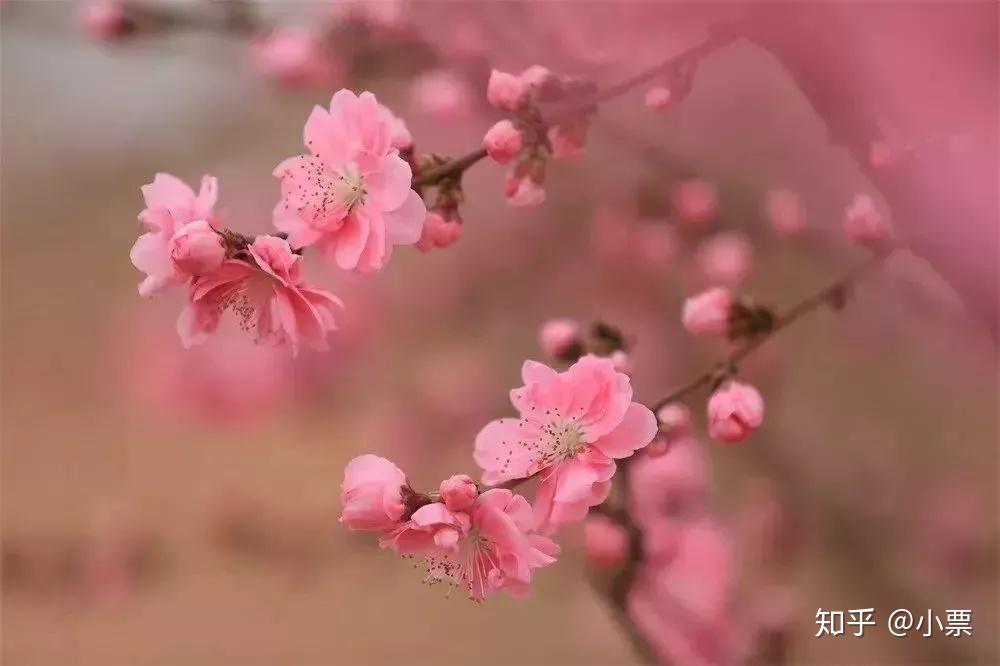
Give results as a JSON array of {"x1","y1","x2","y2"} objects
[
  {"x1": 383, "y1": 190, "x2": 427, "y2": 246},
  {"x1": 591, "y1": 402, "x2": 658, "y2": 459}
]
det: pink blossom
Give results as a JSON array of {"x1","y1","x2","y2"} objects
[
  {"x1": 381, "y1": 488, "x2": 559, "y2": 601},
  {"x1": 130, "y1": 173, "x2": 218, "y2": 297},
  {"x1": 504, "y1": 172, "x2": 546, "y2": 208},
  {"x1": 843, "y1": 194, "x2": 892, "y2": 245},
  {"x1": 410, "y1": 69, "x2": 472, "y2": 121},
  {"x1": 520, "y1": 65, "x2": 553, "y2": 88},
  {"x1": 474, "y1": 355, "x2": 658, "y2": 533},
  {"x1": 487, "y1": 69, "x2": 528, "y2": 111},
  {"x1": 538, "y1": 318, "x2": 580, "y2": 359},
  {"x1": 78, "y1": 0, "x2": 132, "y2": 42},
  {"x1": 439, "y1": 474, "x2": 478, "y2": 512},
  {"x1": 630, "y1": 437, "x2": 710, "y2": 525},
  {"x1": 415, "y1": 210, "x2": 462, "y2": 252},
  {"x1": 634, "y1": 222, "x2": 679, "y2": 267},
  {"x1": 707, "y1": 380, "x2": 764, "y2": 444},
  {"x1": 656, "y1": 403, "x2": 691, "y2": 436},
  {"x1": 671, "y1": 179, "x2": 718, "y2": 227},
  {"x1": 645, "y1": 86, "x2": 673, "y2": 111},
  {"x1": 764, "y1": 188, "x2": 805, "y2": 237},
  {"x1": 168, "y1": 220, "x2": 225, "y2": 276},
  {"x1": 178, "y1": 235, "x2": 342, "y2": 354},
  {"x1": 584, "y1": 515, "x2": 628, "y2": 568},
  {"x1": 696, "y1": 232, "x2": 753, "y2": 286},
  {"x1": 547, "y1": 120, "x2": 589, "y2": 159},
  {"x1": 273, "y1": 90, "x2": 426, "y2": 273},
  {"x1": 250, "y1": 28, "x2": 340, "y2": 89},
  {"x1": 681, "y1": 287, "x2": 733, "y2": 337},
  {"x1": 339, "y1": 454, "x2": 408, "y2": 531},
  {"x1": 483, "y1": 120, "x2": 524, "y2": 165}
]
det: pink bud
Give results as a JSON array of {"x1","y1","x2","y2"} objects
[
  {"x1": 249, "y1": 28, "x2": 341, "y2": 88},
  {"x1": 868, "y1": 140, "x2": 893, "y2": 168},
  {"x1": 439, "y1": 474, "x2": 478, "y2": 512},
  {"x1": 78, "y1": 0, "x2": 132, "y2": 42},
  {"x1": 415, "y1": 211, "x2": 462, "y2": 253},
  {"x1": 671, "y1": 179, "x2": 718, "y2": 227},
  {"x1": 656, "y1": 403, "x2": 691, "y2": 435},
  {"x1": 483, "y1": 120, "x2": 524, "y2": 165},
  {"x1": 169, "y1": 220, "x2": 225, "y2": 276},
  {"x1": 682, "y1": 287, "x2": 733, "y2": 337},
  {"x1": 843, "y1": 194, "x2": 892, "y2": 245},
  {"x1": 520, "y1": 65, "x2": 553, "y2": 88},
  {"x1": 707, "y1": 380, "x2": 764, "y2": 444},
  {"x1": 504, "y1": 172, "x2": 546, "y2": 208},
  {"x1": 644, "y1": 86, "x2": 673, "y2": 112},
  {"x1": 696, "y1": 232, "x2": 753, "y2": 286},
  {"x1": 584, "y1": 516, "x2": 628, "y2": 568},
  {"x1": 339, "y1": 455, "x2": 407, "y2": 531},
  {"x1": 547, "y1": 120, "x2": 588, "y2": 159},
  {"x1": 410, "y1": 69, "x2": 471, "y2": 121},
  {"x1": 538, "y1": 318, "x2": 580, "y2": 358},
  {"x1": 610, "y1": 350, "x2": 632, "y2": 375},
  {"x1": 487, "y1": 69, "x2": 528, "y2": 111},
  {"x1": 764, "y1": 188, "x2": 805, "y2": 237}
]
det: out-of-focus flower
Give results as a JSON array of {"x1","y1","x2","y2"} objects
[
  {"x1": 178, "y1": 235, "x2": 341, "y2": 354},
  {"x1": 764, "y1": 188, "x2": 805, "y2": 237},
  {"x1": 610, "y1": 349, "x2": 632, "y2": 375},
  {"x1": 504, "y1": 172, "x2": 546, "y2": 207},
  {"x1": 380, "y1": 488, "x2": 559, "y2": 601},
  {"x1": 250, "y1": 28, "x2": 340, "y2": 89},
  {"x1": 630, "y1": 437, "x2": 710, "y2": 525},
  {"x1": 474, "y1": 355, "x2": 657, "y2": 533},
  {"x1": 656, "y1": 403, "x2": 691, "y2": 436},
  {"x1": 273, "y1": 90, "x2": 425, "y2": 273},
  {"x1": 168, "y1": 220, "x2": 224, "y2": 276},
  {"x1": 538, "y1": 318, "x2": 581, "y2": 359},
  {"x1": 696, "y1": 232, "x2": 753, "y2": 286},
  {"x1": 410, "y1": 69, "x2": 473, "y2": 121},
  {"x1": 584, "y1": 515, "x2": 628, "y2": 568},
  {"x1": 682, "y1": 287, "x2": 733, "y2": 337},
  {"x1": 415, "y1": 210, "x2": 462, "y2": 252},
  {"x1": 439, "y1": 474, "x2": 478, "y2": 512},
  {"x1": 843, "y1": 194, "x2": 892, "y2": 245},
  {"x1": 671, "y1": 179, "x2": 718, "y2": 227},
  {"x1": 339, "y1": 454, "x2": 408, "y2": 531},
  {"x1": 483, "y1": 119, "x2": 524, "y2": 165},
  {"x1": 547, "y1": 120, "x2": 588, "y2": 159},
  {"x1": 130, "y1": 173, "x2": 218, "y2": 297},
  {"x1": 78, "y1": 0, "x2": 132, "y2": 42},
  {"x1": 487, "y1": 69, "x2": 528, "y2": 111},
  {"x1": 707, "y1": 380, "x2": 764, "y2": 444},
  {"x1": 645, "y1": 86, "x2": 673, "y2": 112}
]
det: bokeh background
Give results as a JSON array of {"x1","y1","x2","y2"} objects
[{"x1": 2, "y1": 2, "x2": 997, "y2": 665}]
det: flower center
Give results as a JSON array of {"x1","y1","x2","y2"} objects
[
  {"x1": 335, "y1": 167, "x2": 366, "y2": 213},
  {"x1": 537, "y1": 420, "x2": 587, "y2": 467}
]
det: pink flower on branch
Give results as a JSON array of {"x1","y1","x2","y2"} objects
[
  {"x1": 486, "y1": 69, "x2": 528, "y2": 111},
  {"x1": 474, "y1": 355, "x2": 657, "y2": 533},
  {"x1": 707, "y1": 380, "x2": 764, "y2": 444},
  {"x1": 273, "y1": 90, "x2": 426, "y2": 274},
  {"x1": 340, "y1": 454, "x2": 408, "y2": 531},
  {"x1": 682, "y1": 287, "x2": 733, "y2": 337},
  {"x1": 178, "y1": 235, "x2": 341, "y2": 355},
  {"x1": 483, "y1": 120, "x2": 524, "y2": 165},
  {"x1": 380, "y1": 489, "x2": 559, "y2": 601},
  {"x1": 130, "y1": 173, "x2": 219, "y2": 297}
]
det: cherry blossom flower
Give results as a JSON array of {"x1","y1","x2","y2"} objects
[
  {"x1": 273, "y1": 90, "x2": 426, "y2": 273},
  {"x1": 178, "y1": 235, "x2": 341, "y2": 354},
  {"x1": 415, "y1": 210, "x2": 462, "y2": 252},
  {"x1": 486, "y1": 69, "x2": 528, "y2": 111},
  {"x1": 168, "y1": 220, "x2": 225, "y2": 276},
  {"x1": 410, "y1": 69, "x2": 472, "y2": 120},
  {"x1": 504, "y1": 172, "x2": 546, "y2": 207},
  {"x1": 130, "y1": 173, "x2": 218, "y2": 297},
  {"x1": 474, "y1": 355, "x2": 658, "y2": 533},
  {"x1": 682, "y1": 287, "x2": 733, "y2": 337},
  {"x1": 630, "y1": 437, "x2": 710, "y2": 526},
  {"x1": 764, "y1": 188, "x2": 805, "y2": 237},
  {"x1": 483, "y1": 120, "x2": 524, "y2": 165},
  {"x1": 249, "y1": 28, "x2": 341, "y2": 89},
  {"x1": 707, "y1": 380, "x2": 764, "y2": 444},
  {"x1": 843, "y1": 193, "x2": 893, "y2": 245},
  {"x1": 584, "y1": 515, "x2": 628, "y2": 568},
  {"x1": 340, "y1": 454, "x2": 408, "y2": 531},
  {"x1": 696, "y1": 231, "x2": 753, "y2": 286},
  {"x1": 538, "y1": 318, "x2": 581, "y2": 359},
  {"x1": 439, "y1": 474, "x2": 478, "y2": 512},
  {"x1": 380, "y1": 488, "x2": 559, "y2": 601},
  {"x1": 645, "y1": 86, "x2": 673, "y2": 112}
]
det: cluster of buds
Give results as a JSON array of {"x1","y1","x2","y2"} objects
[
  {"x1": 483, "y1": 67, "x2": 598, "y2": 207},
  {"x1": 682, "y1": 287, "x2": 776, "y2": 342},
  {"x1": 537, "y1": 319, "x2": 631, "y2": 373},
  {"x1": 414, "y1": 154, "x2": 464, "y2": 252}
]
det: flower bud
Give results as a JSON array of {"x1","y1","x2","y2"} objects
[
  {"x1": 538, "y1": 318, "x2": 581, "y2": 359},
  {"x1": 681, "y1": 287, "x2": 733, "y2": 337},
  {"x1": 487, "y1": 69, "x2": 527, "y2": 111},
  {"x1": 707, "y1": 381, "x2": 764, "y2": 444},
  {"x1": 843, "y1": 194, "x2": 892, "y2": 245},
  {"x1": 483, "y1": 120, "x2": 524, "y2": 165},
  {"x1": 169, "y1": 220, "x2": 225, "y2": 276},
  {"x1": 438, "y1": 474, "x2": 478, "y2": 512}
]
